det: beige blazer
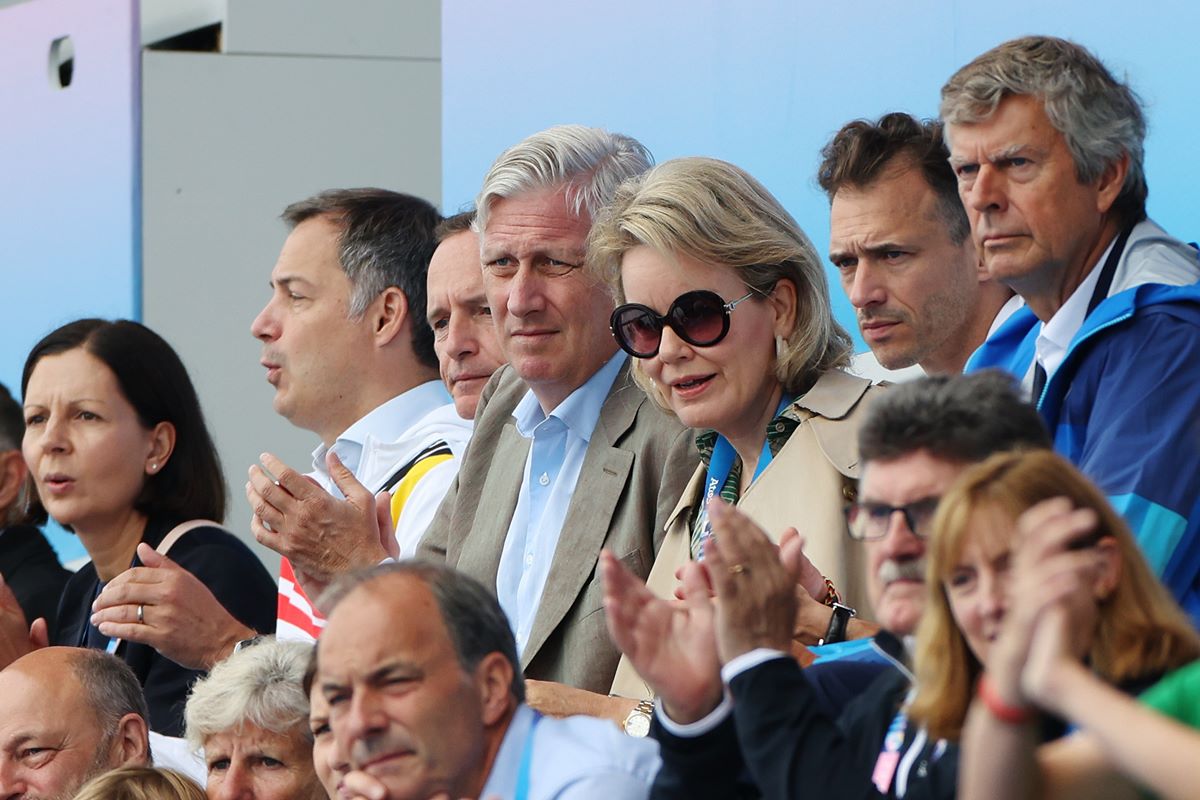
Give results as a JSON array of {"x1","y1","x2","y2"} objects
[
  {"x1": 419, "y1": 361, "x2": 699, "y2": 694},
  {"x1": 610, "y1": 369, "x2": 882, "y2": 699}
]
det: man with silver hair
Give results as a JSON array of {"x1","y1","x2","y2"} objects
[
  {"x1": 944, "y1": 36, "x2": 1200, "y2": 624},
  {"x1": 419, "y1": 125, "x2": 698, "y2": 731},
  {"x1": 185, "y1": 637, "x2": 325, "y2": 800}
]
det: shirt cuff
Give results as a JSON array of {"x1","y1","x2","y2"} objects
[
  {"x1": 654, "y1": 690, "x2": 734, "y2": 738},
  {"x1": 721, "y1": 648, "x2": 791, "y2": 683}
]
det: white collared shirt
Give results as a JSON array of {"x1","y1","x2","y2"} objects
[
  {"x1": 309, "y1": 380, "x2": 453, "y2": 495},
  {"x1": 481, "y1": 704, "x2": 659, "y2": 799},
  {"x1": 277, "y1": 380, "x2": 469, "y2": 643},
  {"x1": 496, "y1": 352, "x2": 626, "y2": 655},
  {"x1": 1033, "y1": 218, "x2": 1200, "y2": 386}
]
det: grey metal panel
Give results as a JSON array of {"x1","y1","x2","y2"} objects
[
  {"x1": 142, "y1": 0, "x2": 223, "y2": 45},
  {"x1": 141, "y1": 49, "x2": 440, "y2": 570},
  {"x1": 224, "y1": 0, "x2": 439, "y2": 60}
]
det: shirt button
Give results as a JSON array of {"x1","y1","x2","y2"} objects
[
  {"x1": 525, "y1": 553, "x2": 534, "y2": 567},
  {"x1": 538, "y1": 472, "x2": 550, "y2": 486}
]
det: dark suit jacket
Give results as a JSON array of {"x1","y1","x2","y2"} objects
[
  {"x1": 420, "y1": 360, "x2": 698, "y2": 693},
  {"x1": 0, "y1": 524, "x2": 70, "y2": 628},
  {"x1": 53, "y1": 517, "x2": 277, "y2": 736},
  {"x1": 650, "y1": 647, "x2": 959, "y2": 800}
]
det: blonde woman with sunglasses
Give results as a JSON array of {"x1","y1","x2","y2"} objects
[{"x1": 588, "y1": 157, "x2": 884, "y2": 700}]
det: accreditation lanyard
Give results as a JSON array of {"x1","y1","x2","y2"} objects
[
  {"x1": 82, "y1": 555, "x2": 141, "y2": 655},
  {"x1": 871, "y1": 703, "x2": 910, "y2": 794},
  {"x1": 513, "y1": 711, "x2": 543, "y2": 800},
  {"x1": 695, "y1": 394, "x2": 793, "y2": 559}
]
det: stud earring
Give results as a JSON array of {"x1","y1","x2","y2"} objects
[{"x1": 149, "y1": 463, "x2": 158, "y2": 473}]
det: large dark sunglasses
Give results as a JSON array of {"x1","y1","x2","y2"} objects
[{"x1": 609, "y1": 289, "x2": 756, "y2": 358}]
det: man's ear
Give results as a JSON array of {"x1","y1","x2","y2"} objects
[
  {"x1": 1094, "y1": 152, "x2": 1129, "y2": 216},
  {"x1": 372, "y1": 287, "x2": 410, "y2": 348},
  {"x1": 474, "y1": 651, "x2": 516, "y2": 727},
  {"x1": 111, "y1": 713, "x2": 152, "y2": 767},
  {"x1": 0, "y1": 450, "x2": 27, "y2": 516}
]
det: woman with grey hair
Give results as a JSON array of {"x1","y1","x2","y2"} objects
[
  {"x1": 590, "y1": 156, "x2": 883, "y2": 700},
  {"x1": 185, "y1": 638, "x2": 326, "y2": 800}
]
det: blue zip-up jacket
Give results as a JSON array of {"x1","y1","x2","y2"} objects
[{"x1": 968, "y1": 283, "x2": 1200, "y2": 625}]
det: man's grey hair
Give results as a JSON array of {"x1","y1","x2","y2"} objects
[
  {"x1": 184, "y1": 638, "x2": 314, "y2": 751},
  {"x1": 282, "y1": 188, "x2": 442, "y2": 369},
  {"x1": 858, "y1": 370, "x2": 1051, "y2": 465},
  {"x1": 940, "y1": 36, "x2": 1147, "y2": 226},
  {"x1": 473, "y1": 125, "x2": 652, "y2": 235},
  {"x1": 319, "y1": 562, "x2": 525, "y2": 703},
  {"x1": 71, "y1": 649, "x2": 151, "y2": 735}
]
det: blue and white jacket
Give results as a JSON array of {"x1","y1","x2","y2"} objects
[{"x1": 968, "y1": 281, "x2": 1200, "y2": 625}]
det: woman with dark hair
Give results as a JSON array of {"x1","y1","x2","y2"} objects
[{"x1": 16, "y1": 318, "x2": 276, "y2": 736}]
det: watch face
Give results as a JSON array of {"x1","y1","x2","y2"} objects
[{"x1": 624, "y1": 711, "x2": 652, "y2": 738}]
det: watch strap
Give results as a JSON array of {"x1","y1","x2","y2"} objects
[{"x1": 819, "y1": 602, "x2": 856, "y2": 646}]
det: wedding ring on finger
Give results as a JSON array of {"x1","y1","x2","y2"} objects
[
  {"x1": 137, "y1": 604, "x2": 145, "y2": 624},
  {"x1": 728, "y1": 564, "x2": 749, "y2": 576}
]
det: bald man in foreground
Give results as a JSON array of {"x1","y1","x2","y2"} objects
[{"x1": 0, "y1": 647, "x2": 152, "y2": 798}]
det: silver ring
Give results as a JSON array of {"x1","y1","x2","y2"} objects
[{"x1": 137, "y1": 604, "x2": 145, "y2": 624}]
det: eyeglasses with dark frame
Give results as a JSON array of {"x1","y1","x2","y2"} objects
[
  {"x1": 844, "y1": 496, "x2": 941, "y2": 541},
  {"x1": 609, "y1": 289, "x2": 757, "y2": 359}
]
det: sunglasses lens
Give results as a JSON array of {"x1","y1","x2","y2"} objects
[
  {"x1": 612, "y1": 307, "x2": 663, "y2": 357},
  {"x1": 672, "y1": 292, "x2": 729, "y2": 346}
]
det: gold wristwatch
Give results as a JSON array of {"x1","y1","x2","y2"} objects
[{"x1": 622, "y1": 699, "x2": 655, "y2": 737}]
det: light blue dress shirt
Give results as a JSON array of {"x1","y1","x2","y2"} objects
[
  {"x1": 481, "y1": 704, "x2": 660, "y2": 799},
  {"x1": 497, "y1": 352, "x2": 627, "y2": 655}
]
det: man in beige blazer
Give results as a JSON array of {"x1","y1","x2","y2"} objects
[{"x1": 419, "y1": 125, "x2": 697, "y2": 731}]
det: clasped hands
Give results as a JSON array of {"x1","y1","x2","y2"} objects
[
  {"x1": 982, "y1": 497, "x2": 1114, "y2": 715},
  {"x1": 247, "y1": 451, "x2": 397, "y2": 605},
  {"x1": 602, "y1": 498, "x2": 819, "y2": 724}
]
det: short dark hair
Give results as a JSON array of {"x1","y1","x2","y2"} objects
[
  {"x1": 0, "y1": 382, "x2": 21, "y2": 452},
  {"x1": 0, "y1": 382, "x2": 45, "y2": 526},
  {"x1": 817, "y1": 112, "x2": 970, "y2": 246},
  {"x1": 434, "y1": 210, "x2": 476, "y2": 245},
  {"x1": 858, "y1": 371, "x2": 1051, "y2": 465},
  {"x1": 71, "y1": 649, "x2": 150, "y2": 732},
  {"x1": 21, "y1": 319, "x2": 226, "y2": 523},
  {"x1": 283, "y1": 189, "x2": 442, "y2": 369},
  {"x1": 319, "y1": 562, "x2": 525, "y2": 703}
]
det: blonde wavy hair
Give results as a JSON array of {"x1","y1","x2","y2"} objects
[
  {"x1": 908, "y1": 449, "x2": 1200, "y2": 740},
  {"x1": 72, "y1": 767, "x2": 206, "y2": 800},
  {"x1": 586, "y1": 156, "x2": 852, "y2": 413}
]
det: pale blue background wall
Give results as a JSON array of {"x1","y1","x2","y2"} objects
[
  {"x1": 442, "y1": 0, "x2": 1200, "y2": 341},
  {"x1": 1, "y1": 0, "x2": 138, "y2": 562}
]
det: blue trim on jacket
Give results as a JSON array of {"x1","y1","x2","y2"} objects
[{"x1": 968, "y1": 283, "x2": 1200, "y2": 626}]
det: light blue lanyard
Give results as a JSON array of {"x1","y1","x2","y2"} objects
[
  {"x1": 514, "y1": 711, "x2": 542, "y2": 800},
  {"x1": 697, "y1": 394, "x2": 793, "y2": 558}
]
